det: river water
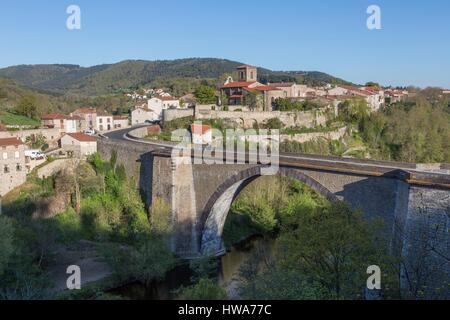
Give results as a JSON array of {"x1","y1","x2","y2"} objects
[{"x1": 112, "y1": 236, "x2": 274, "y2": 300}]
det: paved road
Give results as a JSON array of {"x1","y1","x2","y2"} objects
[{"x1": 102, "y1": 125, "x2": 450, "y2": 188}]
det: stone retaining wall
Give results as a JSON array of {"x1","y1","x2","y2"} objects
[
  {"x1": 195, "y1": 109, "x2": 328, "y2": 129},
  {"x1": 281, "y1": 126, "x2": 348, "y2": 143}
]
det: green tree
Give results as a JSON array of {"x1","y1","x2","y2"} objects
[
  {"x1": 15, "y1": 95, "x2": 39, "y2": 119},
  {"x1": 237, "y1": 198, "x2": 399, "y2": 300},
  {"x1": 339, "y1": 97, "x2": 370, "y2": 125},
  {"x1": 0, "y1": 216, "x2": 14, "y2": 275},
  {"x1": 275, "y1": 203, "x2": 398, "y2": 299},
  {"x1": 194, "y1": 85, "x2": 217, "y2": 104},
  {"x1": 365, "y1": 82, "x2": 380, "y2": 88},
  {"x1": 244, "y1": 91, "x2": 259, "y2": 111},
  {"x1": 178, "y1": 278, "x2": 227, "y2": 300}
]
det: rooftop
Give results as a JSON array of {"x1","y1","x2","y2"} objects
[
  {"x1": 75, "y1": 108, "x2": 97, "y2": 114},
  {"x1": 270, "y1": 82, "x2": 296, "y2": 88},
  {"x1": 113, "y1": 115, "x2": 129, "y2": 120},
  {"x1": 65, "y1": 132, "x2": 97, "y2": 142},
  {"x1": 222, "y1": 81, "x2": 258, "y2": 89},
  {"x1": 0, "y1": 137, "x2": 24, "y2": 147},
  {"x1": 157, "y1": 96, "x2": 179, "y2": 101},
  {"x1": 237, "y1": 65, "x2": 256, "y2": 69},
  {"x1": 41, "y1": 113, "x2": 67, "y2": 120},
  {"x1": 191, "y1": 124, "x2": 212, "y2": 135}
]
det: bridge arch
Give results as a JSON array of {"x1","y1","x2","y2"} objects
[{"x1": 199, "y1": 166, "x2": 340, "y2": 255}]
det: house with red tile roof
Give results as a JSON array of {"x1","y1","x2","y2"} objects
[
  {"x1": 221, "y1": 65, "x2": 284, "y2": 111},
  {"x1": 60, "y1": 132, "x2": 97, "y2": 158},
  {"x1": 41, "y1": 113, "x2": 83, "y2": 133},
  {"x1": 190, "y1": 124, "x2": 212, "y2": 145}
]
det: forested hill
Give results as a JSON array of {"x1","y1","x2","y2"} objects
[{"x1": 0, "y1": 58, "x2": 350, "y2": 97}]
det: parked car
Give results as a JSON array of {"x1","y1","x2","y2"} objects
[
  {"x1": 145, "y1": 120, "x2": 161, "y2": 125},
  {"x1": 84, "y1": 129, "x2": 96, "y2": 135},
  {"x1": 25, "y1": 149, "x2": 46, "y2": 160}
]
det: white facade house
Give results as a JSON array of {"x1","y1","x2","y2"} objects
[
  {"x1": 327, "y1": 86, "x2": 349, "y2": 96},
  {"x1": 113, "y1": 116, "x2": 129, "y2": 129},
  {"x1": 191, "y1": 124, "x2": 212, "y2": 145},
  {"x1": 96, "y1": 112, "x2": 114, "y2": 132},
  {"x1": 149, "y1": 96, "x2": 181, "y2": 111},
  {"x1": 130, "y1": 96, "x2": 181, "y2": 124},
  {"x1": 131, "y1": 103, "x2": 160, "y2": 125}
]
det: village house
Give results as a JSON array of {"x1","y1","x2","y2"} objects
[
  {"x1": 221, "y1": 65, "x2": 285, "y2": 111},
  {"x1": 96, "y1": 111, "x2": 114, "y2": 132},
  {"x1": 131, "y1": 102, "x2": 159, "y2": 125},
  {"x1": 132, "y1": 96, "x2": 181, "y2": 124},
  {"x1": 113, "y1": 115, "x2": 129, "y2": 129},
  {"x1": 60, "y1": 132, "x2": 97, "y2": 158},
  {"x1": 41, "y1": 113, "x2": 66, "y2": 130},
  {"x1": 384, "y1": 89, "x2": 409, "y2": 104},
  {"x1": 0, "y1": 137, "x2": 26, "y2": 196},
  {"x1": 65, "y1": 115, "x2": 83, "y2": 133},
  {"x1": 149, "y1": 96, "x2": 181, "y2": 110},
  {"x1": 180, "y1": 93, "x2": 197, "y2": 108},
  {"x1": 73, "y1": 108, "x2": 97, "y2": 131},
  {"x1": 267, "y1": 82, "x2": 310, "y2": 98},
  {"x1": 41, "y1": 113, "x2": 83, "y2": 133},
  {"x1": 191, "y1": 124, "x2": 212, "y2": 145},
  {"x1": 326, "y1": 85, "x2": 385, "y2": 111}
]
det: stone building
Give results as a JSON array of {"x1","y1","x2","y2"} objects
[
  {"x1": 60, "y1": 132, "x2": 97, "y2": 158},
  {"x1": 73, "y1": 108, "x2": 97, "y2": 131},
  {"x1": 41, "y1": 113, "x2": 67, "y2": 130},
  {"x1": 131, "y1": 102, "x2": 159, "y2": 125},
  {"x1": 41, "y1": 113, "x2": 82, "y2": 133},
  {"x1": 96, "y1": 111, "x2": 114, "y2": 132},
  {"x1": 268, "y1": 82, "x2": 309, "y2": 98},
  {"x1": 221, "y1": 65, "x2": 284, "y2": 111},
  {"x1": 113, "y1": 115, "x2": 130, "y2": 129},
  {"x1": 0, "y1": 137, "x2": 26, "y2": 196}
]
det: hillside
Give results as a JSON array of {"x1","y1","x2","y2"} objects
[
  {"x1": 0, "y1": 78, "x2": 59, "y2": 114},
  {"x1": 0, "y1": 58, "x2": 351, "y2": 97}
]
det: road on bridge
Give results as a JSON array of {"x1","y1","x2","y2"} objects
[{"x1": 102, "y1": 125, "x2": 450, "y2": 189}]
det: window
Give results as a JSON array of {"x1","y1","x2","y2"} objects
[
  {"x1": 99, "y1": 118, "x2": 103, "y2": 124},
  {"x1": 107, "y1": 118, "x2": 111, "y2": 123},
  {"x1": 4, "y1": 165, "x2": 9, "y2": 173},
  {"x1": 251, "y1": 71, "x2": 254, "y2": 79},
  {"x1": 16, "y1": 164, "x2": 22, "y2": 171}
]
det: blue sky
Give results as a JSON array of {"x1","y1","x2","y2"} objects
[{"x1": 1, "y1": 0, "x2": 449, "y2": 88}]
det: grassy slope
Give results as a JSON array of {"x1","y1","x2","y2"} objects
[{"x1": 0, "y1": 111, "x2": 41, "y2": 126}]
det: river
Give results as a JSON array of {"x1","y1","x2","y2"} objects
[{"x1": 111, "y1": 236, "x2": 274, "y2": 300}]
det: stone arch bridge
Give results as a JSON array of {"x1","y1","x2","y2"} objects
[{"x1": 100, "y1": 127, "x2": 450, "y2": 267}]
